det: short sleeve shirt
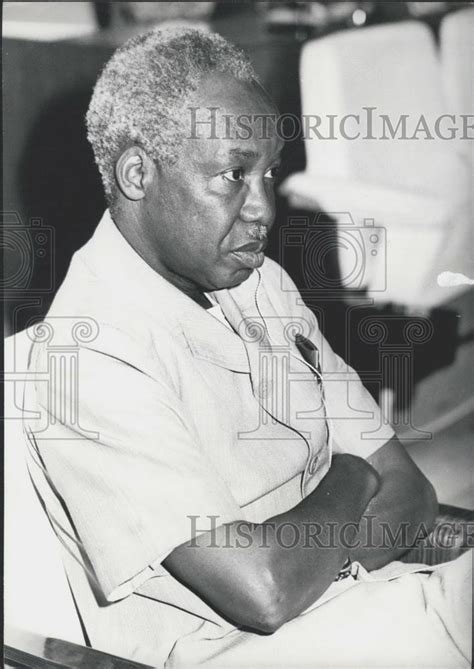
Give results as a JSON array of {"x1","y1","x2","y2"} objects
[{"x1": 25, "y1": 210, "x2": 394, "y2": 666}]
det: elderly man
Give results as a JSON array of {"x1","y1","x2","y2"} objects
[{"x1": 26, "y1": 28, "x2": 470, "y2": 668}]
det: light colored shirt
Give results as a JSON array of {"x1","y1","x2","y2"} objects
[{"x1": 25, "y1": 210, "x2": 396, "y2": 667}]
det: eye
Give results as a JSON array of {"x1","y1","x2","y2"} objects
[
  {"x1": 223, "y1": 168, "x2": 243, "y2": 183},
  {"x1": 264, "y1": 166, "x2": 280, "y2": 180}
]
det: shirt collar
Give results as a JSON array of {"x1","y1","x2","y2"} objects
[{"x1": 81, "y1": 210, "x2": 251, "y2": 373}]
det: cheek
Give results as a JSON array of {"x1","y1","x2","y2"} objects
[
  {"x1": 265, "y1": 184, "x2": 277, "y2": 218},
  {"x1": 192, "y1": 195, "x2": 243, "y2": 247}
]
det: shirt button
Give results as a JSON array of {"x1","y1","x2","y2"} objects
[{"x1": 308, "y1": 455, "x2": 319, "y2": 476}]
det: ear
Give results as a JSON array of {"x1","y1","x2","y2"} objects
[{"x1": 115, "y1": 146, "x2": 156, "y2": 201}]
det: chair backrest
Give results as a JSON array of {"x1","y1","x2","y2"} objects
[
  {"x1": 300, "y1": 21, "x2": 467, "y2": 199},
  {"x1": 440, "y1": 8, "x2": 474, "y2": 159},
  {"x1": 4, "y1": 329, "x2": 85, "y2": 644}
]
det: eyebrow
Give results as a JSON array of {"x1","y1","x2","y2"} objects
[
  {"x1": 228, "y1": 148, "x2": 260, "y2": 159},
  {"x1": 226, "y1": 147, "x2": 283, "y2": 162}
]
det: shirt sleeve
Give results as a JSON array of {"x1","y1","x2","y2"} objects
[
  {"x1": 32, "y1": 336, "x2": 243, "y2": 603},
  {"x1": 270, "y1": 261, "x2": 395, "y2": 459},
  {"x1": 314, "y1": 328, "x2": 396, "y2": 459}
]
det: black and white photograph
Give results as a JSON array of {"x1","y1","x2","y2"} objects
[{"x1": 3, "y1": 2, "x2": 473, "y2": 667}]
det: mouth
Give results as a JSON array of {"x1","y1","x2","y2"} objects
[{"x1": 230, "y1": 240, "x2": 267, "y2": 269}]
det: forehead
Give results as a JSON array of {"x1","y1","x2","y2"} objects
[
  {"x1": 181, "y1": 72, "x2": 283, "y2": 157},
  {"x1": 196, "y1": 71, "x2": 278, "y2": 115}
]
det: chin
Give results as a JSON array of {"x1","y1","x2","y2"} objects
[
  {"x1": 224, "y1": 267, "x2": 253, "y2": 288},
  {"x1": 205, "y1": 267, "x2": 252, "y2": 292}
]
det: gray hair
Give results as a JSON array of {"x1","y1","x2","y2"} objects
[{"x1": 86, "y1": 27, "x2": 259, "y2": 202}]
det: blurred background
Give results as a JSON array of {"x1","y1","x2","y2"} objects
[{"x1": 3, "y1": 1, "x2": 473, "y2": 509}]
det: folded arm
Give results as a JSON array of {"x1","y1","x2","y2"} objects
[
  {"x1": 349, "y1": 435, "x2": 438, "y2": 570},
  {"x1": 164, "y1": 453, "x2": 379, "y2": 634}
]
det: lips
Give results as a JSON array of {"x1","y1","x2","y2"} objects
[
  {"x1": 231, "y1": 240, "x2": 267, "y2": 269},
  {"x1": 234, "y1": 240, "x2": 267, "y2": 253}
]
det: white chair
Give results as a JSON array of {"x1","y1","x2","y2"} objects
[
  {"x1": 440, "y1": 8, "x2": 474, "y2": 161},
  {"x1": 281, "y1": 20, "x2": 472, "y2": 309},
  {"x1": 4, "y1": 329, "x2": 85, "y2": 644}
]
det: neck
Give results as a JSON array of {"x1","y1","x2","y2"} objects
[{"x1": 112, "y1": 206, "x2": 213, "y2": 310}]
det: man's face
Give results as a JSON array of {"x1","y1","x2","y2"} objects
[{"x1": 141, "y1": 73, "x2": 283, "y2": 298}]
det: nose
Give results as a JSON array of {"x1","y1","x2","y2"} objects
[{"x1": 239, "y1": 180, "x2": 274, "y2": 229}]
